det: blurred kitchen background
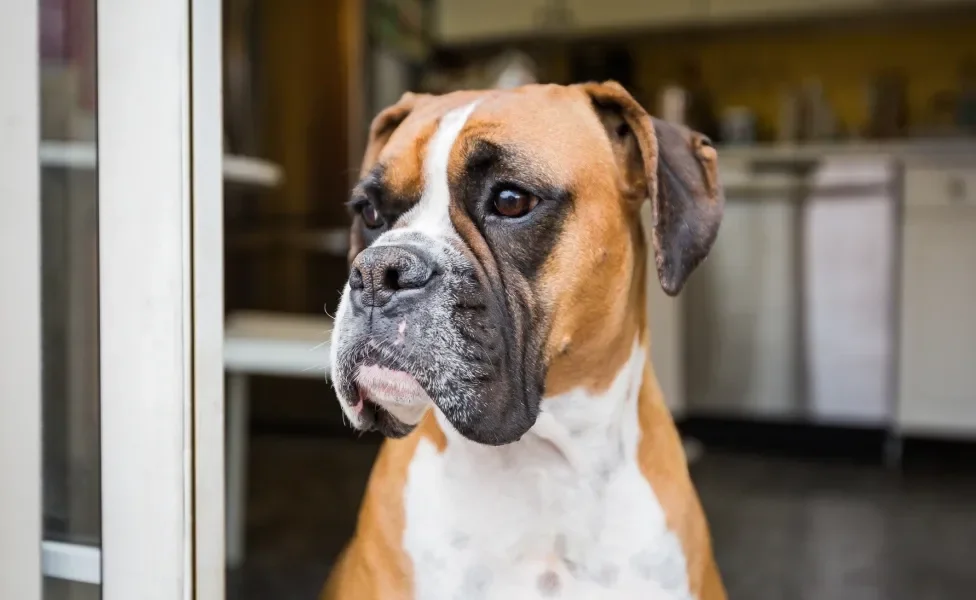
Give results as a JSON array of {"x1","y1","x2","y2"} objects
[{"x1": 39, "y1": 0, "x2": 976, "y2": 598}]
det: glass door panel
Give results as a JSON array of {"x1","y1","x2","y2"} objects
[
  {"x1": 38, "y1": 0, "x2": 101, "y2": 600},
  {"x1": 40, "y1": 0, "x2": 101, "y2": 551},
  {"x1": 43, "y1": 579, "x2": 99, "y2": 600},
  {"x1": 39, "y1": 0, "x2": 102, "y2": 591}
]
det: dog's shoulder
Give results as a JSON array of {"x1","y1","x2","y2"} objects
[{"x1": 322, "y1": 415, "x2": 446, "y2": 600}]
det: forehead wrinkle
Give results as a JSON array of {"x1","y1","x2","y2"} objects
[
  {"x1": 463, "y1": 138, "x2": 564, "y2": 193},
  {"x1": 448, "y1": 200, "x2": 503, "y2": 294},
  {"x1": 474, "y1": 90, "x2": 615, "y2": 182}
]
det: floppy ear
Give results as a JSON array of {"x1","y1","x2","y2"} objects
[
  {"x1": 348, "y1": 91, "x2": 427, "y2": 264},
  {"x1": 578, "y1": 80, "x2": 724, "y2": 296}
]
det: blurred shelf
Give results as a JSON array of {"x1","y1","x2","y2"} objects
[
  {"x1": 224, "y1": 310, "x2": 334, "y2": 377},
  {"x1": 719, "y1": 157, "x2": 896, "y2": 198},
  {"x1": 39, "y1": 141, "x2": 97, "y2": 169},
  {"x1": 716, "y1": 138, "x2": 976, "y2": 165},
  {"x1": 40, "y1": 140, "x2": 284, "y2": 187},
  {"x1": 223, "y1": 155, "x2": 284, "y2": 187},
  {"x1": 227, "y1": 227, "x2": 349, "y2": 257}
]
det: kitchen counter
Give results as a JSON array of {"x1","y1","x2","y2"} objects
[{"x1": 716, "y1": 138, "x2": 976, "y2": 166}]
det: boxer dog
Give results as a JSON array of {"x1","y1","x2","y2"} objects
[{"x1": 322, "y1": 81, "x2": 725, "y2": 600}]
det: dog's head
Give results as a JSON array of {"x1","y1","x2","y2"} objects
[{"x1": 330, "y1": 82, "x2": 722, "y2": 445}]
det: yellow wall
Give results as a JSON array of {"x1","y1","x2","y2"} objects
[{"x1": 631, "y1": 16, "x2": 976, "y2": 137}]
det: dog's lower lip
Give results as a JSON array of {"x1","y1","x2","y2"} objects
[{"x1": 355, "y1": 364, "x2": 428, "y2": 400}]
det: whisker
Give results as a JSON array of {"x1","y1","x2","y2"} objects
[{"x1": 308, "y1": 339, "x2": 330, "y2": 352}]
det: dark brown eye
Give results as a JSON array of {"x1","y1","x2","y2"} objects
[
  {"x1": 492, "y1": 188, "x2": 538, "y2": 219},
  {"x1": 361, "y1": 204, "x2": 384, "y2": 229}
]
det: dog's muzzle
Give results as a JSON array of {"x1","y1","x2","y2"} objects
[{"x1": 330, "y1": 235, "x2": 540, "y2": 445}]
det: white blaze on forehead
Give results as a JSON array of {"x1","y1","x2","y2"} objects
[{"x1": 399, "y1": 101, "x2": 480, "y2": 240}]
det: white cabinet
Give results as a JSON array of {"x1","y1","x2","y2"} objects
[
  {"x1": 803, "y1": 192, "x2": 895, "y2": 426},
  {"x1": 708, "y1": 0, "x2": 878, "y2": 22},
  {"x1": 898, "y1": 166, "x2": 976, "y2": 439},
  {"x1": 565, "y1": 0, "x2": 703, "y2": 34},
  {"x1": 904, "y1": 165, "x2": 976, "y2": 209},
  {"x1": 435, "y1": 0, "x2": 551, "y2": 44},
  {"x1": 683, "y1": 187, "x2": 803, "y2": 419},
  {"x1": 683, "y1": 159, "x2": 897, "y2": 425}
]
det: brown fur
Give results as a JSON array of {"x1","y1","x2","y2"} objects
[
  {"x1": 637, "y1": 364, "x2": 724, "y2": 598},
  {"x1": 325, "y1": 82, "x2": 725, "y2": 600},
  {"x1": 321, "y1": 415, "x2": 445, "y2": 600}
]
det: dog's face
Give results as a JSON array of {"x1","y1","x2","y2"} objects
[{"x1": 330, "y1": 82, "x2": 722, "y2": 445}]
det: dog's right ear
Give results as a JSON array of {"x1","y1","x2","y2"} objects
[
  {"x1": 349, "y1": 92, "x2": 427, "y2": 264},
  {"x1": 578, "y1": 80, "x2": 724, "y2": 296}
]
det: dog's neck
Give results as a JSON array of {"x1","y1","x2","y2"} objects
[
  {"x1": 406, "y1": 338, "x2": 696, "y2": 600},
  {"x1": 521, "y1": 231, "x2": 653, "y2": 470},
  {"x1": 434, "y1": 337, "x2": 651, "y2": 475},
  {"x1": 531, "y1": 339, "x2": 649, "y2": 472}
]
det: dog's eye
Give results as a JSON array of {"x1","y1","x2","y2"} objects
[
  {"x1": 492, "y1": 188, "x2": 538, "y2": 219},
  {"x1": 361, "y1": 204, "x2": 385, "y2": 229}
]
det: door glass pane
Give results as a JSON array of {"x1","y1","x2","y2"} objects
[
  {"x1": 44, "y1": 578, "x2": 99, "y2": 600},
  {"x1": 40, "y1": 0, "x2": 100, "y2": 553}
]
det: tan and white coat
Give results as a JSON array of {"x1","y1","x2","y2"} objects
[{"x1": 322, "y1": 82, "x2": 726, "y2": 600}]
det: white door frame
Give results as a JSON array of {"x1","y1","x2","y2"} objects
[
  {"x1": 98, "y1": 0, "x2": 224, "y2": 597},
  {"x1": 190, "y1": 0, "x2": 227, "y2": 595},
  {"x1": 0, "y1": 0, "x2": 224, "y2": 597},
  {"x1": 0, "y1": 0, "x2": 42, "y2": 598}
]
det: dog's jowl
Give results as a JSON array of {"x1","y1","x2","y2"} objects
[{"x1": 323, "y1": 82, "x2": 726, "y2": 600}]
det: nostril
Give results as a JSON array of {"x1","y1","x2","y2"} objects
[
  {"x1": 383, "y1": 267, "x2": 401, "y2": 291},
  {"x1": 349, "y1": 266, "x2": 365, "y2": 290},
  {"x1": 395, "y1": 260, "x2": 434, "y2": 290}
]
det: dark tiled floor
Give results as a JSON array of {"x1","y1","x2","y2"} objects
[
  {"x1": 695, "y1": 452, "x2": 976, "y2": 600},
  {"x1": 229, "y1": 436, "x2": 976, "y2": 600},
  {"x1": 227, "y1": 435, "x2": 380, "y2": 600}
]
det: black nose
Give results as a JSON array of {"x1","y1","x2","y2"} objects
[{"x1": 349, "y1": 244, "x2": 436, "y2": 308}]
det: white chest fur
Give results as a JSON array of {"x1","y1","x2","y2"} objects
[{"x1": 401, "y1": 343, "x2": 693, "y2": 600}]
